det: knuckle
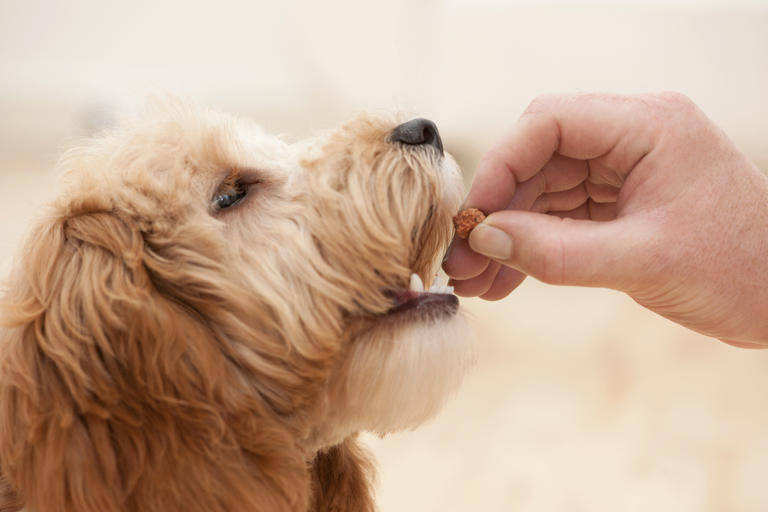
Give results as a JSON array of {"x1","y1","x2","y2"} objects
[
  {"x1": 657, "y1": 90, "x2": 694, "y2": 108},
  {"x1": 524, "y1": 94, "x2": 559, "y2": 115},
  {"x1": 635, "y1": 91, "x2": 701, "y2": 136},
  {"x1": 652, "y1": 91, "x2": 698, "y2": 117}
]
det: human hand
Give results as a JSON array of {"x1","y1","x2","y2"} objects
[{"x1": 444, "y1": 92, "x2": 768, "y2": 347}]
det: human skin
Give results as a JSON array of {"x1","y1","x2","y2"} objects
[{"x1": 443, "y1": 92, "x2": 768, "y2": 348}]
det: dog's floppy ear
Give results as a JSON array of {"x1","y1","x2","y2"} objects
[
  {"x1": 310, "y1": 436, "x2": 376, "y2": 512},
  {"x1": 0, "y1": 210, "x2": 308, "y2": 512}
]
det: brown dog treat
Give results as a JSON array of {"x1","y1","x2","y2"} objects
[{"x1": 452, "y1": 207, "x2": 486, "y2": 239}]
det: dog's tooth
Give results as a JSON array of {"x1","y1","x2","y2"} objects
[
  {"x1": 424, "y1": 283, "x2": 455, "y2": 295},
  {"x1": 409, "y1": 273, "x2": 424, "y2": 293}
]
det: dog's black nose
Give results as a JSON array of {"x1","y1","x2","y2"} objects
[{"x1": 389, "y1": 118, "x2": 443, "y2": 155}]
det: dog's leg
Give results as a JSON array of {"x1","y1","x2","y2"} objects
[{"x1": 310, "y1": 436, "x2": 375, "y2": 512}]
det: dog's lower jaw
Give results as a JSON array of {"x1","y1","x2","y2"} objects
[{"x1": 303, "y1": 312, "x2": 474, "y2": 453}]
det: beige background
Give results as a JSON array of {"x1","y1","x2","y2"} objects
[{"x1": 2, "y1": 1, "x2": 768, "y2": 510}]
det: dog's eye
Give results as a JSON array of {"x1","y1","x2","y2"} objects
[{"x1": 213, "y1": 181, "x2": 247, "y2": 211}]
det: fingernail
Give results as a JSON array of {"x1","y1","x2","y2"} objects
[{"x1": 469, "y1": 224, "x2": 512, "y2": 260}]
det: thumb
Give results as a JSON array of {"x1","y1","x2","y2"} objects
[{"x1": 468, "y1": 210, "x2": 642, "y2": 288}]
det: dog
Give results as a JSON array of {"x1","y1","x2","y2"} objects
[{"x1": 0, "y1": 100, "x2": 474, "y2": 511}]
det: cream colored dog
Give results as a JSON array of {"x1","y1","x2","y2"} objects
[{"x1": 0, "y1": 100, "x2": 473, "y2": 511}]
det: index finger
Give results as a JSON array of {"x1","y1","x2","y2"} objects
[{"x1": 466, "y1": 93, "x2": 655, "y2": 214}]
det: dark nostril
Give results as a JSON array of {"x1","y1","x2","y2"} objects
[{"x1": 389, "y1": 118, "x2": 444, "y2": 155}]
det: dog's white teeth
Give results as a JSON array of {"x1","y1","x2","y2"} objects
[
  {"x1": 426, "y1": 273, "x2": 455, "y2": 295},
  {"x1": 410, "y1": 272, "x2": 455, "y2": 294},
  {"x1": 409, "y1": 273, "x2": 425, "y2": 293}
]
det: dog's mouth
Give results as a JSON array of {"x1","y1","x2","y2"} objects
[{"x1": 385, "y1": 273, "x2": 458, "y2": 319}]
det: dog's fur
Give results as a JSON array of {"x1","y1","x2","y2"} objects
[{"x1": 0, "y1": 100, "x2": 472, "y2": 511}]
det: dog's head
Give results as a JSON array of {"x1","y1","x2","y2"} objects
[{"x1": 0, "y1": 100, "x2": 472, "y2": 511}]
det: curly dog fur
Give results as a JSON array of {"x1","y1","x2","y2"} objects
[{"x1": 0, "y1": 100, "x2": 472, "y2": 511}]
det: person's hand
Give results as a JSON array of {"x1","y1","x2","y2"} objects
[{"x1": 444, "y1": 92, "x2": 768, "y2": 348}]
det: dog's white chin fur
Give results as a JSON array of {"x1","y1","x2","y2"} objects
[
  {"x1": 349, "y1": 314, "x2": 475, "y2": 433},
  {"x1": 312, "y1": 313, "x2": 474, "y2": 449}
]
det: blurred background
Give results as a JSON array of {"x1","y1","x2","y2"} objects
[{"x1": 1, "y1": 0, "x2": 767, "y2": 510}]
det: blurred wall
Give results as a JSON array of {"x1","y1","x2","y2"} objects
[{"x1": 1, "y1": 0, "x2": 767, "y2": 168}]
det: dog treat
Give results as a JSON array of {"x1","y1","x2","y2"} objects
[{"x1": 452, "y1": 208, "x2": 486, "y2": 239}]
